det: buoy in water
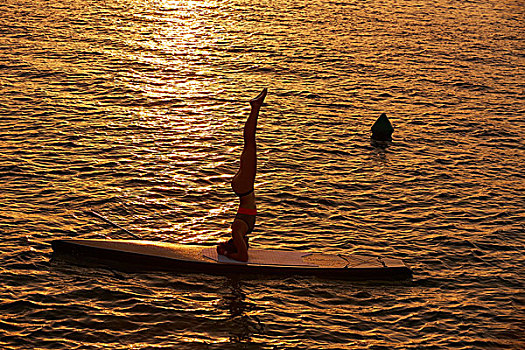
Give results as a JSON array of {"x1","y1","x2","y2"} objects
[{"x1": 371, "y1": 113, "x2": 394, "y2": 141}]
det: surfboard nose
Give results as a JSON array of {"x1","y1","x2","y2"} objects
[{"x1": 371, "y1": 113, "x2": 394, "y2": 141}]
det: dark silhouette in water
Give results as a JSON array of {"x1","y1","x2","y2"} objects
[
  {"x1": 371, "y1": 113, "x2": 394, "y2": 141},
  {"x1": 217, "y1": 88, "x2": 267, "y2": 262}
]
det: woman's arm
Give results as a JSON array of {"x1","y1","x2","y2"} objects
[{"x1": 225, "y1": 228, "x2": 248, "y2": 262}]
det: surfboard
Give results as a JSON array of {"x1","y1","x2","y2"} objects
[{"x1": 51, "y1": 239, "x2": 412, "y2": 281}]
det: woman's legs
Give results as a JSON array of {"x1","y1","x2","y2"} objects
[{"x1": 231, "y1": 88, "x2": 267, "y2": 195}]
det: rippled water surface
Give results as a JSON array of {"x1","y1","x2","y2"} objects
[{"x1": 1, "y1": 0, "x2": 524, "y2": 348}]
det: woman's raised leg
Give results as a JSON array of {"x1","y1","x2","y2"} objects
[{"x1": 231, "y1": 88, "x2": 267, "y2": 195}]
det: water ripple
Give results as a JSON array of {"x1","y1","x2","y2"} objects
[{"x1": 0, "y1": 0, "x2": 524, "y2": 349}]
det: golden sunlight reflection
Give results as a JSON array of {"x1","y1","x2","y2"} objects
[
  {"x1": 114, "y1": 0, "x2": 236, "y2": 241},
  {"x1": 118, "y1": 0, "x2": 220, "y2": 101},
  {"x1": 3, "y1": 0, "x2": 524, "y2": 348}
]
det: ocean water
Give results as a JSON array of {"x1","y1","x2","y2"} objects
[{"x1": 1, "y1": 0, "x2": 524, "y2": 348}]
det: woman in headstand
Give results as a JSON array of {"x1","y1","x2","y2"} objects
[{"x1": 217, "y1": 88, "x2": 267, "y2": 262}]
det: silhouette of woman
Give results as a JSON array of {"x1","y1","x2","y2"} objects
[{"x1": 216, "y1": 88, "x2": 267, "y2": 262}]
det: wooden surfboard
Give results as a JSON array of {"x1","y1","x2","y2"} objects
[{"x1": 51, "y1": 239, "x2": 412, "y2": 281}]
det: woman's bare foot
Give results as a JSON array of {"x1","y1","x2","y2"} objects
[{"x1": 250, "y1": 88, "x2": 267, "y2": 109}]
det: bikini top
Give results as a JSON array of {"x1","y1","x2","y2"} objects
[{"x1": 234, "y1": 188, "x2": 254, "y2": 198}]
